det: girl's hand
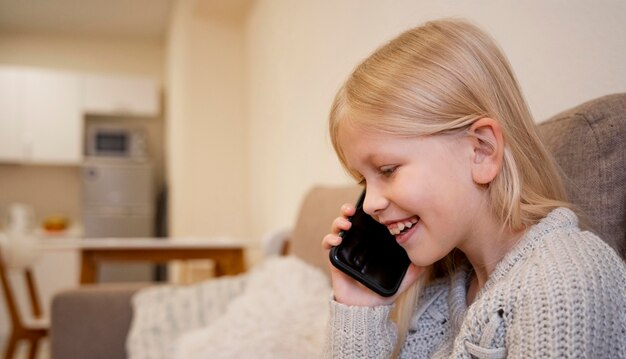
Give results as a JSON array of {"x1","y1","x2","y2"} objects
[{"x1": 322, "y1": 203, "x2": 425, "y2": 307}]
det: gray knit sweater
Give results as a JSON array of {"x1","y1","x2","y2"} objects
[{"x1": 324, "y1": 208, "x2": 626, "y2": 358}]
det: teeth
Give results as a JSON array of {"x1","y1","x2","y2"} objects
[{"x1": 387, "y1": 217, "x2": 418, "y2": 235}]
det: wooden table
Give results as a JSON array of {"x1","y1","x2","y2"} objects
[{"x1": 38, "y1": 237, "x2": 247, "y2": 284}]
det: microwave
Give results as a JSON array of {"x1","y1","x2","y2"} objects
[{"x1": 86, "y1": 124, "x2": 147, "y2": 158}]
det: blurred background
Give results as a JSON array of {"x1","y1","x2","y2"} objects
[{"x1": 0, "y1": 0, "x2": 625, "y2": 356}]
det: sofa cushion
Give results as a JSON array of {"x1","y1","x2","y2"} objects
[
  {"x1": 50, "y1": 283, "x2": 148, "y2": 359},
  {"x1": 538, "y1": 93, "x2": 626, "y2": 258},
  {"x1": 290, "y1": 185, "x2": 362, "y2": 276}
]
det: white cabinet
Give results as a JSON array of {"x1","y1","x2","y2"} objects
[
  {"x1": 0, "y1": 67, "x2": 82, "y2": 164},
  {"x1": 0, "y1": 67, "x2": 22, "y2": 162},
  {"x1": 81, "y1": 74, "x2": 159, "y2": 117},
  {"x1": 0, "y1": 66, "x2": 159, "y2": 165},
  {"x1": 22, "y1": 69, "x2": 83, "y2": 164}
]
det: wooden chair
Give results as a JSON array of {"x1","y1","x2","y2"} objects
[{"x1": 0, "y1": 244, "x2": 49, "y2": 359}]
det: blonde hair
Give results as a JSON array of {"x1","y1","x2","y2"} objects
[{"x1": 328, "y1": 19, "x2": 571, "y2": 357}]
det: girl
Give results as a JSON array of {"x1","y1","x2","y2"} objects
[{"x1": 322, "y1": 19, "x2": 625, "y2": 358}]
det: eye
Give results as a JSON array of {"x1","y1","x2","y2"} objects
[{"x1": 379, "y1": 165, "x2": 398, "y2": 178}]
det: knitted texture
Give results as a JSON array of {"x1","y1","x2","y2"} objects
[
  {"x1": 325, "y1": 208, "x2": 626, "y2": 358},
  {"x1": 127, "y1": 256, "x2": 331, "y2": 359},
  {"x1": 126, "y1": 270, "x2": 247, "y2": 358},
  {"x1": 173, "y1": 256, "x2": 330, "y2": 359}
]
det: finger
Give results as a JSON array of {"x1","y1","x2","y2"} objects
[
  {"x1": 322, "y1": 234, "x2": 342, "y2": 250},
  {"x1": 331, "y1": 216, "x2": 352, "y2": 234},
  {"x1": 340, "y1": 203, "x2": 356, "y2": 217}
]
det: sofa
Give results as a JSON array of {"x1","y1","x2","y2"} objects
[
  {"x1": 50, "y1": 93, "x2": 625, "y2": 359},
  {"x1": 49, "y1": 185, "x2": 361, "y2": 359}
]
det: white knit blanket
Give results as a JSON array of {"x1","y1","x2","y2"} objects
[{"x1": 127, "y1": 256, "x2": 331, "y2": 359}]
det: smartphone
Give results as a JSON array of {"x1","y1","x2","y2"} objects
[{"x1": 329, "y1": 190, "x2": 411, "y2": 297}]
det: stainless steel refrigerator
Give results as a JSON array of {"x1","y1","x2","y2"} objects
[{"x1": 81, "y1": 157, "x2": 155, "y2": 282}]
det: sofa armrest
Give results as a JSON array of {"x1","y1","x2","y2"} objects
[{"x1": 50, "y1": 283, "x2": 149, "y2": 359}]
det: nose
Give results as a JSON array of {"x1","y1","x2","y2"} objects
[{"x1": 362, "y1": 186, "x2": 389, "y2": 217}]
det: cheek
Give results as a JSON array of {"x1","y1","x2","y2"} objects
[
  {"x1": 407, "y1": 169, "x2": 471, "y2": 238},
  {"x1": 432, "y1": 154, "x2": 474, "y2": 201},
  {"x1": 404, "y1": 169, "x2": 459, "y2": 210}
]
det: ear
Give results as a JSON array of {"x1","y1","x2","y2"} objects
[{"x1": 468, "y1": 118, "x2": 504, "y2": 185}]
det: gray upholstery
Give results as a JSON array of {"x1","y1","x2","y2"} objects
[
  {"x1": 50, "y1": 283, "x2": 148, "y2": 359},
  {"x1": 538, "y1": 93, "x2": 626, "y2": 258}
]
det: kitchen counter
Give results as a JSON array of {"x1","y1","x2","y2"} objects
[
  {"x1": 37, "y1": 237, "x2": 252, "y2": 284},
  {"x1": 37, "y1": 236, "x2": 249, "y2": 250}
]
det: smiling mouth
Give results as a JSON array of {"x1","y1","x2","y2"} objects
[{"x1": 387, "y1": 216, "x2": 419, "y2": 235}]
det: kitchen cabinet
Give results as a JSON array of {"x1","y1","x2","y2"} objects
[
  {"x1": 0, "y1": 66, "x2": 159, "y2": 165},
  {"x1": 22, "y1": 69, "x2": 83, "y2": 164},
  {"x1": 81, "y1": 74, "x2": 159, "y2": 117},
  {"x1": 0, "y1": 66, "x2": 82, "y2": 164},
  {"x1": 0, "y1": 67, "x2": 22, "y2": 162}
]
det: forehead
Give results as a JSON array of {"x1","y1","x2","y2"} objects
[
  {"x1": 337, "y1": 121, "x2": 375, "y2": 141},
  {"x1": 337, "y1": 122, "x2": 388, "y2": 153},
  {"x1": 337, "y1": 122, "x2": 414, "y2": 163},
  {"x1": 337, "y1": 121, "x2": 460, "y2": 164}
]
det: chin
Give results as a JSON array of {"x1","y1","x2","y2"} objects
[
  {"x1": 407, "y1": 253, "x2": 438, "y2": 268},
  {"x1": 408, "y1": 246, "x2": 451, "y2": 267}
]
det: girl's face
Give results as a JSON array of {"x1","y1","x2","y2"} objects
[{"x1": 338, "y1": 123, "x2": 488, "y2": 266}]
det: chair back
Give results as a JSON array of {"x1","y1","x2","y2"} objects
[
  {"x1": 0, "y1": 237, "x2": 43, "y2": 329},
  {"x1": 0, "y1": 243, "x2": 47, "y2": 359}
]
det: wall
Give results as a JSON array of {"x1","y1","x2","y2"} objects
[
  {"x1": 0, "y1": 31, "x2": 164, "y2": 78},
  {"x1": 166, "y1": 0, "x2": 250, "y2": 240},
  {"x1": 245, "y1": 0, "x2": 626, "y2": 240}
]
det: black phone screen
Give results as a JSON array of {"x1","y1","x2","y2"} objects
[{"x1": 329, "y1": 190, "x2": 411, "y2": 297}]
